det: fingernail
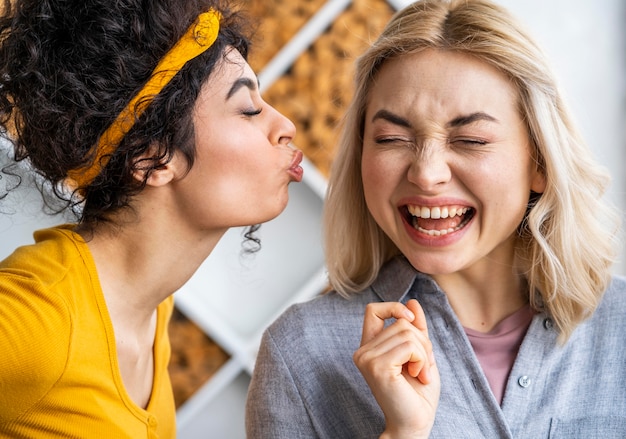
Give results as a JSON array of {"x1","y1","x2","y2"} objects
[{"x1": 404, "y1": 309, "x2": 415, "y2": 320}]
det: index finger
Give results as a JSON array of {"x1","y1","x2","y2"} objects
[
  {"x1": 360, "y1": 302, "x2": 416, "y2": 346},
  {"x1": 406, "y1": 299, "x2": 429, "y2": 337}
]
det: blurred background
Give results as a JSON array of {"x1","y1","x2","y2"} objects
[{"x1": 1, "y1": 0, "x2": 624, "y2": 437}]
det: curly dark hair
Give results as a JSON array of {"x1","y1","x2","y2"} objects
[{"x1": 0, "y1": 0, "x2": 255, "y2": 235}]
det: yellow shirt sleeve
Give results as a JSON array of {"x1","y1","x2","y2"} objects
[{"x1": 0, "y1": 244, "x2": 73, "y2": 424}]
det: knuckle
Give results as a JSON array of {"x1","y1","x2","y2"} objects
[{"x1": 363, "y1": 303, "x2": 378, "y2": 316}]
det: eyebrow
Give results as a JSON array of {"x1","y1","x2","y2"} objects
[
  {"x1": 447, "y1": 112, "x2": 498, "y2": 128},
  {"x1": 371, "y1": 109, "x2": 498, "y2": 129},
  {"x1": 370, "y1": 109, "x2": 412, "y2": 127},
  {"x1": 226, "y1": 77, "x2": 259, "y2": 100}
]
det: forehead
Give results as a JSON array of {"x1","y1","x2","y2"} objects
[
  {"x1": 204, "y1": 48, "x2": 255, "y2": 95},
  {"x1": 367, "y1": 49, "x2": 520, "y2": 122}
]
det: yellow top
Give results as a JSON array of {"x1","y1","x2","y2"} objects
[
  {"x1": 0, "y1": 226, "x2": 176, "y2": 438},
  {"x1": 68, "y1": 10, "x2": 221, "y2": 188}
]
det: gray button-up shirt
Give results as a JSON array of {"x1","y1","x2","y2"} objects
[{"x1": 246, "y1": 257, "x2": 626, "y2": 438}]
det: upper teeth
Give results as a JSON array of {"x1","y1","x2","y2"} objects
[{"x1": 407, "y1": 205, "x2": 469, "y2": 219}]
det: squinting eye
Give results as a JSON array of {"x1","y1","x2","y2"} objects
[
  {"x1": 375, "y1": 137, "x2": 413, "y2": 145},
  {"x1": 454, "y1": 139, "x2": 488, "y2": 146}
]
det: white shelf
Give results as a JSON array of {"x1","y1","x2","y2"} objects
[{"x1": 176, "y1": 364, "x2": 250, "y2": 439}]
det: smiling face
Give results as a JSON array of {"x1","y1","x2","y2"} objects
[
  {"x1": 361, "y1": 49, "x2": 545, "y2": 281},
  {"x1": 169, "y1": 48, "x2": 300, "y2": 232}
]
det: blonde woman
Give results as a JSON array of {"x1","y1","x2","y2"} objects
[
  {"x1": 246, "y1": 0, "x2": 624, "y2": 437},
  {"x1": 0, "y1": 0, "x2": 302, "y2": 436}
]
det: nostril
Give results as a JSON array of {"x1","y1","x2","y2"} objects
[{"x1": 275, "y1": 136, "x2": 292, "y2": 147}]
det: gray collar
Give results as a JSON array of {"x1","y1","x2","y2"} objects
[{"x1": 370, "y1": 256, "x2": 441, "y2": 302}]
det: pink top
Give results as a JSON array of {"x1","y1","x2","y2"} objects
[{"x1": 464, "y1": 305, "x2": 534, "y2": 405}]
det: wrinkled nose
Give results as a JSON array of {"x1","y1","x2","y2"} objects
[{"x1": 406, "y1": 143, "x2": 451, "y2": 191}]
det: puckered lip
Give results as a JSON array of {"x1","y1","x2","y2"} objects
[{"x1": 287, "y1": 149, "x2": 304, "y2": 183}]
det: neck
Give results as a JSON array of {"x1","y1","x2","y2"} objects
[
  {"x1": 80, "y1": 207, "x2": 226, "y2": 323},
  {"x1": 433, "y1": 262, "x2": 528, "y2": 333}
]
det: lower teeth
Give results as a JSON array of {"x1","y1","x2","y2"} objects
[
  {"x1": 411, "y1": 214, "x2": 470, "y2": 236},
  {"x1": 416, "y1": 224, "x2": 455, "y2": 236}
]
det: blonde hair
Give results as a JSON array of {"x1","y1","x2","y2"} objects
[{"x1": 324, "y1": 0, "x2": 622, "y2": 340}]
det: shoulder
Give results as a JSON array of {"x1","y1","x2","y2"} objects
[
  {"x1": 0, "y1": 227, "x2": 78, "y2": 323},
  {"x1": 0, "y1": 226, "x2": 80, "y2": 356},
  {"x1": 606, "y1": 274, "x2": 626, "y2": 295},
  {"x1": 0, "y1": 231, "x2": 74, "y2": 423},
  {"x1": 270, "y1": 289, "x2": 375, "y2": 331},
  {"x1": 576, "y1": 275, "x2": 626, "y2": 342},
  {"x1": 1, "y1": 225, "x2": 85, "y2": 288},
  {"x1": 596, "y1": 275, "x2": 626, "y2": 314},
  {"x1": 0, "y1": 226, "x2": 84, "y2": 334},
  {"x1": 262, "y1": 289, "x2": 377, "y2": 358}
]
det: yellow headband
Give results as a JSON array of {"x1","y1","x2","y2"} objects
[{"x1": 67, "y1": 10, "x2": 221, "y2": 188}]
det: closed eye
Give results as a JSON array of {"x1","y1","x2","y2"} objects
[
  {"x1": 242, "y1": 107, "x2": 262, "y2": 117},
  {"x1": 452, "y1": 138, "x2": 488, "y2": 146},
  {"x1": 375, "y1": 136, "x2": 414, "y2": 146},
  {"x1": 449, "y1": 138, "x2": 490, "y2": 156}
]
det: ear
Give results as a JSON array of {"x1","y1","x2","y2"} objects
[
  {"x1": 131, "y1": 146, "x2": 183, "y2": 188},
  {"x1": 143, "y1": 164, "x2": 176, "y2": 188},
  {"x1": 530, "y1": 167, "x2": 546, "y2": 194},
  {"x1": 529, "y1": 142, "x2": 547, "y2": 194}
]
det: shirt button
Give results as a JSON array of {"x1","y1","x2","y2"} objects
[
  {"x1": 148, "y1": 416, "x2": 157, "y2": 427},
  {"x1": 518, "y1": 375, "x2": 532, "y2": 388},
  {"x1": 543, "y1": 318, "x2": 554, "y2": 330}
]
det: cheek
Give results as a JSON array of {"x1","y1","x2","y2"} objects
[
  {"x1": 361, "y1": 150, "x2": 403, "y2": 223},
  {"x1": 361, "y1": 152, "x2": 386, "y2": 203},
  {"x1": 478, "y1": 165, "x2": 534, "y2": 223},
  {"x1": 362, "y1": 150, "x2": 400, "y2": 191}
]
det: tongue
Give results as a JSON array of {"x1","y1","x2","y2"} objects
[{"x1": 417, "y1": 216, "x2": 462, "y2": 231}]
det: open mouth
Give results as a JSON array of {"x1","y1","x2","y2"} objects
[{"x1": 402, "y1": 204, "x2": 475, "y2": 236}]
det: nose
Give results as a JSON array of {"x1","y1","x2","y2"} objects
[
  {"x1": 268, "y1": 104, "x2": 296, "y2": 146},
  {"x1": 406, "y1": 142, "x2": 451, "y2": 191}
]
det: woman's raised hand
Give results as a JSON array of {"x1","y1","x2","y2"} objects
[{"x1": 353, "y1": 299, "x2": 440, "y2": 439}]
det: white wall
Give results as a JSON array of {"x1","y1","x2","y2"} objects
[
  {"x1": 0, "y1": 147, "x2": 64, "y2": 259},
  {"x1": 499, "y1": 3, "x2": 625, "y2": 194}
]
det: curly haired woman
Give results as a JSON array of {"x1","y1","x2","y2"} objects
[{"x1": 0, "y1": 0, "x2": 302, "y2": 436}]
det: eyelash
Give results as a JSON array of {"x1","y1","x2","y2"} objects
[
  {"x1": 375, "y1": 137, "x2": 412, "y2": 145},
  {"x1": 373, "y1": 137, "x2": 489, "y2": 148},
  {"x1": 455, "y1": 138, "x2": 487, "y2": 145},
  {"x1": 242, "y1": 108, "x2": 262, "y2": 117}
]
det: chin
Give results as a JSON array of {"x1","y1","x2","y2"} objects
[
  {"x1": 255, "y1": 203, "x2": 290, "y2": 225},
  {"x1": 404, "y1": 254, "x2": 464, "y2": 276}
]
